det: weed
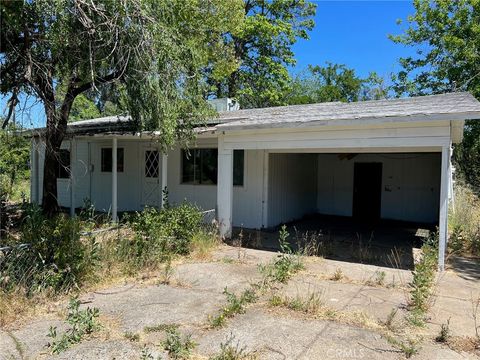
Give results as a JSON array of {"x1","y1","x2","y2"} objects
[
  {"x1": 385, "y1": 335, "x2": 419, "y2": 358},
  {"x1": 435, "y1": 318, "x2": 451, "y2": 343},
  {"x1": 258, "y1": 225, "x2": 304, "y2": 285},
  {"x1": 285, "y1": 291, "x2": 323, "y2": 314},
  {"x1": 140, "y1": 345, "x2": 155, "y2": 360},
  {"x1": 331, "y1": 268, "x2": 344, "y2": 281},
  {"x1": 383, "y1": 308, "x2": 398, "y2": 330},
  {"x1": 472, "y1": 295, "x2": 480, "y2": 340},
  {"x1": 162, "y1": 327, "x2": 196, "y2": 359},
  {"x1": 47, "y1": 297, "x2": 100, "y2": 354},
  {"x1": 366, "y1": 270, "x2": 386, "y2": 287},
  {"x1": 407, "y1": 232, "x2": 438, "y2": 326},
  {"x1": 268, "y1": 293, "x2": 283, "y2": 307},
  {"x1": 144, "y1": 323, "x2": 179, "y2": 333},
  {"x1": 210, "y1": 333, "x2": 254, "y2": 360},
  {"x1": 124, "y1": 331, "x2": 140, "y2": 342},
  {"x1": 210, "y1": 288, "x2": 257, "y2": 328}
]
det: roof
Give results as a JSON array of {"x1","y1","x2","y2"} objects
[
  {"x1": 215, "y1": 92, "x2": 480, "y2": 131},
  {"x1": 29, "y1": 92, "x2": 480, "y2": 137}
]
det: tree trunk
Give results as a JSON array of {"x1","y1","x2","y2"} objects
[{"x1": 41, "y1": 136, "x2": 61, "y2": 216}]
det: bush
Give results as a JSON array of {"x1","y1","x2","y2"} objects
[
  {"x1": 449, "y1": 184, "x2": 480, "y2": 256},
  {"x1": 120, "y1": 203, "x2": 204, "y2": 270},
  {"x1": 0, "y1": 204, "x2": 98, "y2": 294}
]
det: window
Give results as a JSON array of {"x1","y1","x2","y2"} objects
[
  {"x1": 233, "y1": 150, "x2": 244, "y2": 186},
  {"x1": 57, "y1": 149, "x2": 71, "y2": 179},
  {"x1": 101, "y1": 148, "x2": 124, "y2": 172},
  {"x1": 181, "y1": 149, "x2": 244, "y2": 186},
  {"x1": 145, "y1": 150, "x2": 159, "y2": 178}
]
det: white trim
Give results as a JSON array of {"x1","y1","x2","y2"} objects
[
  {"x1": 161, "y1": 153, "x2": 168, "y2": 208},
  {"x1": 69, "y1": 138, "x2": 76, "y2": 217},
  {"x1": 438, "y1": 144, "x2": 450, "y2": 271},
  {"x1": 217, "y1": 135, "x2": 233, "y2": 237},
  {"x1": 261, "y1": 150, "x2": 269, "y2": 228},
  {"x1": 112, "y1": 137, "x2": 118, "y2": 222}
]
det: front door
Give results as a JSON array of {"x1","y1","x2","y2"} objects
[
  {"x1": 141, "y1": 147, "x2": 161, "y2": 208},
  {"x1": 352, "y1": 162, "x2": 382, "y2": 222}
]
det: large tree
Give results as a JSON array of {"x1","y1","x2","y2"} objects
[
  {"x1": 390, "y1": 0, "x2": 480, "y2": 190},
  {"x1": 208, "y1": 0, "x2": 316, "y2": 109},
  {"x1": 1, "y1": 0, "x2": 243, "y2": 214},
  {"x1": 285, "y1": 63, "x2": 388, "y2": 105}
]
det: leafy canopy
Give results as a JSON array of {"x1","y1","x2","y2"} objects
[
  {"x1": 208, "y1": 0, "x2": 317, "y2": 109},
  {"x1": 285, "y1": 63, "x2": 388, "y2": 105},
  {"x1": 390, "y1": 0, "x2": 480, "y2": 190}
]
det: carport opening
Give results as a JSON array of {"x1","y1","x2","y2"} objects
[{"x1": 234, "y1": 152, "x2": 441, "y2": 270}]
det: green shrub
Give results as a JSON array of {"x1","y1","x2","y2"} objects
[
  {"x1": 210, "y1": 287, "x2": 257, "y2": 328},
  {"x1": 119, "y1": 203, "x2": 203, "y2": 270},
  {"x1": 0, "y1": 204, "x2": 98, "y2": 294}
]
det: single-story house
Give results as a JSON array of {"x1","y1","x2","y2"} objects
[{"x1": 29, "y1": 92, "x2": 480, "y2": 269}]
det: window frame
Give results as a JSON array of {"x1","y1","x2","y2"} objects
[
  {"x1": 101, "y1": 147, "x2": 125, "y2": 173},
  {"x1": 180, "y1": 148, "x2": 245, "y2": 187}
]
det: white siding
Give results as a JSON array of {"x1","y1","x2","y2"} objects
[
  {"x1": 267, "y1": 153, "x2": 317, "y2": 227},
  {"x1": 317, "y1": 153, "x2": 441, "y2": 223},
  {"x1": 167, "y1": 140, "x2": 265, "y2": 229}
]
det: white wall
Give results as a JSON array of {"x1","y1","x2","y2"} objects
[
  {"x1": 167, "y1": 139, "x2": 265, "y2": 228},
  {"x1": 317, "y1": 153, "x2": 441, "y2": 223},
  {"x1": 267, "y1": 153, "x2": 317, "y2": 227}
]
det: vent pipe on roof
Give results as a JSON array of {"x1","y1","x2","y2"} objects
[{"x1": 208, "y1": 98, "x2": 240, "y2": 112}]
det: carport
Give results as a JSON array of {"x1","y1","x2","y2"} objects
[{"x1": 215, "y1": 93, "x2": 480, "y2": 270}]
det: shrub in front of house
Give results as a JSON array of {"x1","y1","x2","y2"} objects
[
  {"x1": 120, "y1": 203, "x2": 204, "y2": 269},
  {"x1": 0, "y1": 204, "x2": 98, "y2": 295}
]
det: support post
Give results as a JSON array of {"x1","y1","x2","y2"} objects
[
  {"x1": 161, "y1": 153, "x2": 168, "y2": 208},
  {"x1": 438, "y1": 145, "x2": 450, "y2": 271},
  {"x1": 217, "y1": 136, "x2": 233, "y2": 238},
  {"x1": 69, "y1": 139, "x2": 76, "y2": 217},
  {"x1": 261, "y1": 150, "x2": 269, "y2": 228},
  {"x1": 112, "y1": 137, "x2": 118, "y2": 223}
]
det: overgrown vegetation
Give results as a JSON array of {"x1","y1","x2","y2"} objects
[
  {"x1": 210, "y1": 333, "x2": 256, "y2": 360},
  {"x1": 407, "y1": 233, "x2": 438, "y2": 327},
  {"x1": 258, "y1": 225, "x2": 304, "y2": 284},
  {"x1": 448, "y1": 184, "x2": 480, "y2": 257},
  {"x1": 47, "y1": 297, "x2": 100, "y2": 354},
  {"x1": 0, "y1": 202, "x2": 216, "y2": 325}
]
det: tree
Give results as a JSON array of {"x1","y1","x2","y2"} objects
[
  {"x1": 390, "y1": 0, "x2": 480, "y2": 190},
  {"x1": 285, "y1": 63, "x2": 388, "y2": 105},
  {"x1": 1, "y1": 0, "x2": 243, "y2": 214},
  {"x1": 208, "y1": 0, "x2": 317, "y2": 109}
]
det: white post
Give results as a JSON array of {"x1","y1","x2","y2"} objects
[
  {"x1": 69, "y1": 139, "x2": 76, "y2": 217},
  {"x1": 112, "y1": 137, "x2": 118, "y2": 223},
  {"x1": 438, "y1": 145, "x2": 450, "y2": 271},
  {"x1": 161, "y1": 153, "x2": 168, "y2": 208},
  {"x1": 217, "y1": 136, "x2": 233, "y2": 238},
  {"x1": 262, "y1": 150, "x2": 269, "y2": 228}
]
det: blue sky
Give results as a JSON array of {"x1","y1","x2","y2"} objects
[
  {"x1": 291, "y1": 0, "x2": 416, "y2": 78},
  {"x1": 3, "y1": 0, "x2": 418, "y2": 128}
]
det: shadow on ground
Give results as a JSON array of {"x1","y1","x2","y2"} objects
[{"x1": 232, "y1": 214, "x2": 437, "y2": 270}]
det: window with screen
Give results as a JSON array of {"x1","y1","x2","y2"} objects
[
  {"x1": 145, "y1": 150, "x2": 159, "y2": 178},
  {"x1": 101, "y1": 148, "x2": 124, "y2": 172},
  {"x1": 181, "y1": 149, "x2": 244, "y2": 186},
  {"x1": 57, "y1": 149, "x2": 71, "y2": 179}
]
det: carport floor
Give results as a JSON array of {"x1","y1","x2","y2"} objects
[{"x1": 232, "y1": 214, "x2": 436, "y2": 270}]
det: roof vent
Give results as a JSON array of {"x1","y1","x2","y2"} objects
[{"x1": 208, "y1": 98, "x2": 240, "y2": 112}]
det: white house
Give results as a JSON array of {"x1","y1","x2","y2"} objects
[{"x1": 29, "y1": 92, "x2": 480, "y2": 269}]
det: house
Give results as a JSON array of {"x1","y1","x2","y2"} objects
[{"x1": 29, "y1": 92, "x2": 480, "y2": 269}]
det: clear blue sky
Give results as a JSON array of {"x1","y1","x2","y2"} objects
[
  {"x1": 4, "y1": 0, "x2": 418, "y2": 128},
  {"x1": 291, "y1": 0, "x2": 416, "y2": 78}
]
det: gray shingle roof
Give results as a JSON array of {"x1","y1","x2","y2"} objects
[
  {"x1": 31, "y1": 92, "x2": 479, "y2": 137},
  {"x1": 216, "y1": 92, "x2": 480, "y2": 131}
]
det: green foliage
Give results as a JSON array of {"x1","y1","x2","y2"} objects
[
  {"x1": 0, "y1": 204, "x2": 98, "y2": 294},
  {"x1": 210, "y1": 287, "x2": 257, "y2": 328},
  {"x1": 448, "y1": 184, "x2": 480, "y2": 256},
  {"x1": 258, "y1": 225, "x2": 304, "y2": 284},
  {"x1": 285, "y1": 64, "x2": 388, "y2": 105},
  {"x1": 120, "y1": 204, "x2": 203, "y2": 270},
  {"x1": 144, "y1": 323, "x2": 179, "y2": 334},
  {"x1": 209, "y1": 0, "x2": 317, "y2": 108},
  {"x1": 162, "y1": 327, "x2": 196, "y2": 360},
  {"x1": 435, "y1": 318, "x2": 451, "y2": 343},
  {"x1": 0, "y1": 126, "x2": 30, "y2": 202},
  {"x1": 407, "y1": 233, "x2": 439, "y2": 326},
  {"x1": 47, "y1": 297, "x2": 100, "y2": 354},
  {"x1": 390, "y1": 0, "x2": 480, "y2": 190}
]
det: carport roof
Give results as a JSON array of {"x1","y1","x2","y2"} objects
[{"x1": 216, "y1": 92, "x2": 480, "y2": 131}]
